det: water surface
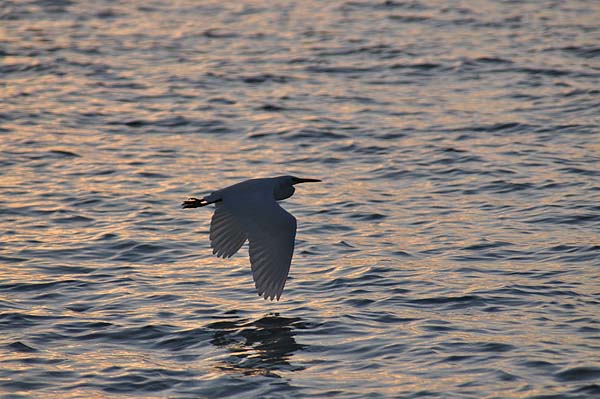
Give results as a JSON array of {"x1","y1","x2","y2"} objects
[{"x1": 1, "y1": 0, "x2": 599, "y2": 398}]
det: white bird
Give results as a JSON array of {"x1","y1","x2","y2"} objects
[{"x1": 182, "y1": 175, "x2": 321, "y2": 301}]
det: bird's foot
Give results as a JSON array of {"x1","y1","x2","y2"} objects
[{"x1": 182, "y1": 197, "x2": 208, "y2": 208}]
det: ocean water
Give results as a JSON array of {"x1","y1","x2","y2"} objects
[{"x1": 1, "y1": 0, "x2": 599, "y2": 397}]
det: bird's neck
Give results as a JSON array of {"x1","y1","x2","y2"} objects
[{"x1": 274, "y1": 185, "x2": 295, "y2": 201}]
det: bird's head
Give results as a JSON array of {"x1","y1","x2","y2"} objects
[{"x1": 274, "y1": 175, "x2": 321, "y2": 200}]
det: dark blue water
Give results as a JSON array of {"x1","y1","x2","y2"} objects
[{"x1": 1, "y1": 0, "x2": 599, "y2": 397}]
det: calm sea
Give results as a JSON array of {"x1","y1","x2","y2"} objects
[{"x1": 1, "y1": 0, "x2": 599, "y2": 398}]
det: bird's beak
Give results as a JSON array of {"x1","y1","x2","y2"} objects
[{"x1": 294, "y1": 178, "x2": 322, "y2": 184}]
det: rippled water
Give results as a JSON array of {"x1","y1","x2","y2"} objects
[{"x1": 1, "y1": 0, "x2": 599, "y2": 398}]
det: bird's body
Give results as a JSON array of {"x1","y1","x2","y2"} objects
[{"x1": 183, "y1": 175, "x2": 320, "y2": 301}]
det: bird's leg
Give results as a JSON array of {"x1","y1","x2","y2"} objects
[{"x1": 181, "y1": 197, "x2": 221, "y2": 208}]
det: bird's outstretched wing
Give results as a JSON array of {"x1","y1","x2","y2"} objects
[
  {"x1": 223, "y1": 191, "x2": 297, "y2": 301},
  {"x1": 209, "y1": 203, "x2": 247, "y2": 258},
  {"x1": 248, "y1": 204, "x2": 296, "y2": 301}
]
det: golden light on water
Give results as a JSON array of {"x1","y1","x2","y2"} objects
[{"x1": 1, "y1": 0, "x2": 599, "y2": 397}]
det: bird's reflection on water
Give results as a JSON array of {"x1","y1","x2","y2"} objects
[{"x1": 206, "y1": 313, "x2": 306, "y2": 377}]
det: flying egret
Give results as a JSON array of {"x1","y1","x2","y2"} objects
[{"x1": 182, "y1": 175, "x2": 321, "y2": 301}]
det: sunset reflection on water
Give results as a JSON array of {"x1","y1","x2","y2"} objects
[{"x1": 1, "y1": 0, "x2": 599, "y2": 397}]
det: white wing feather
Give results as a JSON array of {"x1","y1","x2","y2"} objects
[
  {"x1": 209, "y1": 203, "x2": 247, "y2": 258},
  {"x1": 221, "y1": 188, "x2": 297, "y2": 301},
  {"x1": 248, "y1": 205, "x2": 296, "y2": 300}
]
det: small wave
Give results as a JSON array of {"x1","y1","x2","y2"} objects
[
  {"x1": 0, "y1": 255, "x2": 27, "y2": 263},
  {"x1": 305, "y1": 65, "x2": 380, "y2": 74},
  {"x1": 137, "y1": 171, "x2": 170, "y2": 179},
  {"x1": 558, "y1": 167, "x2": 600, "y2": 177},
  {"x1": 341, "y1": 1, "x2": 427, "y2": 10},
  {"x1": 0, "y1": 62, "x2": 54, "y2": 74},
  {"x1": 551, "y1": 45, "x2": 600, "y2": 59},
  {"x1": 477, "y1": 180, "x2": 535, "y2": 194},
  {"x1": 76, "y1": 324, "x2": 175, "y2": 343},
  {"x1": 255, "y1": 104, "x2": 286, "y2": 112},
  {"x1": 52, "y1": 215, "x2": 95, "y2": 224},
  {"x1": 387, "y1": 15, "x2": 430, "y2": 23},
  {"x1": 101, "y1": 374, "x2": 182, "y2": 394},
  {"x1": 111, "y1": 242, "x2": 169, "y2": 262},
  {"x1": 389, "y1": 62, "x2": 443, "y2": 71},
  {"x1": 471, "y1": 56, "x2": 513, "y2": 65},
  {"x1": 116, "y1": 116, "x2": 192, "y2": 128},
  {"x1": 349, "y1": 212, "x2": 387, "y2": 221},
  {"x1": 336, "y1": 143, "x2": 390, "y2": 155},
  {"x1": 154, "y1": 327, "x2": 211, "y2": 351},
  {"x1": 555, "y1": 366, "x2": 600, "y2": 382},
  {"x1": 0, "y1": 279, "x2": 90, "y2": 293},
  {"x1": 467, "y1": 122, "x2": 533, "y2": 133},
  {"x1": 510, "y1": 66, "x2": 591, "y2": 77},
  {"x1": 408, "y1": 295, "x2": 486, "y2": 309},
  {"x1": 48, "y1": 149, "x2": 80, "y2": 157},
  {"x1": 315, "y1": 44, "x2": 405, "y2": 58},
  {"x1": 241, "y1": 74, "x2": 292, "y2": 84},
  {"x1": 461, "y1": 241, "x2": 513, "y2": 251},
  {"x1": 5, "y1": 341, "x2": 38, "y2": 353},
  {"x1": 284, "y1": 128, "x2": 348, "y2": 141},
  {"x1": 202, "y1": 28, "x2": 238, "y2": 38},
  {"x1": 208, "y1": 97, "x2": 236, "y2": 105},
  {"x1": 0, "y1": 379, "x2": 51, "y2": 391},
  {"x1": 0, "y1": 312, "x2": 62, "y2": 329},
  {"x1": 527, "y1": 214, "x2": 600, "y2": 226}
]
